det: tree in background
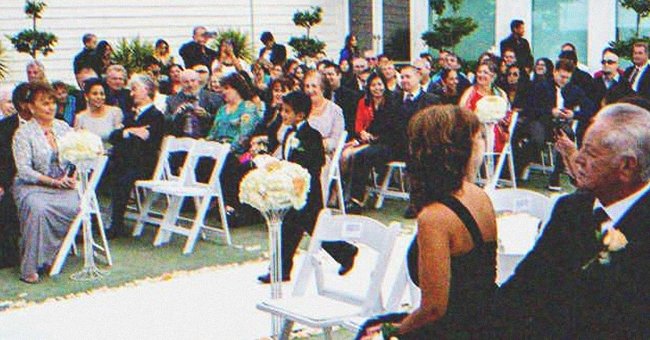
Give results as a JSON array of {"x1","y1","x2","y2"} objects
[
  {"x1": 0, "y1": 40, "x2": 8, "y2": 80},
  {"x1": 421, "y1": 0, "x2": 477, "y2": 53},
  {"x1": 208, "y1": 29, "x2": 254, "y2": 63},
  {"x1": 8, "y1": 0, "x2": 57, "y2": 59},
  {"x1": 288, "y1": 6, "x2": 326, "y2": 58},
  {"x1": 610, "y1": 0, "x2": 650, "y2": 60}
]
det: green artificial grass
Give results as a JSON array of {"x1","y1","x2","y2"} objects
[{"x1": 0, "y1": 171, "x2": 574, "y2": 307}]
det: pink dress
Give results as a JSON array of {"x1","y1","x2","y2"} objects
[{"x1": 460, "y1": 86, "x2": 512, "y2": 152}]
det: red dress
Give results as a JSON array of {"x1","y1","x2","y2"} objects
[{"x1": 461, "y1": 86, "x2": 511, "y2": 152}]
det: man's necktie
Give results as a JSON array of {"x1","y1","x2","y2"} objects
[
  {"x1": 629, "y1": 67, "x2": 640, "y2": 89},
  {"x1": 404, "y1": 93, "x2": 414, "y2": 104}
]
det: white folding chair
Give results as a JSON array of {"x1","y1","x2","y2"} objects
[
  {"x1": 374, "y1": 161, "x2": 409, "y2": 209},
  {"x1": 487, "y1": 188, "x2": 552, "y2": 285},
  {"x1": 483, "y1": 111, "x2": 519, "y2": 191},
  {"x1": 323, "y1": 131, "x2": 348, "y2": 213},
  {"x1": 257, "y1": 209, "x2": 401, "y2": 340},
  {"x1": 132, "y1": 136, "x2": 196, "y2": 236},
  {"x1": 50, "y1": 156, "x2": 111, "y2": 276},
  {"x1": 148, "y1": 140, "x2": 231, "y2": 254}
]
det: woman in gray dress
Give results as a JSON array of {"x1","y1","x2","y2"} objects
[{"x1": 12, "y1": 82, "x2": 79, "y2": 283}]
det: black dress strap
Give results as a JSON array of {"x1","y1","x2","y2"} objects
[
  {"x1": 407, "y1": 196, "x2": 485, "y2": 287},
  {"x1": 438, "y1": 196, "x2": 485, "y2": 247}
]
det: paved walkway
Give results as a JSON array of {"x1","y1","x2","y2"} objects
[{"x1": 0, "y1": 236, "x2": 415, "y2": 340}]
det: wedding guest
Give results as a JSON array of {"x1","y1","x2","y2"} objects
[
  {"x1": 90, "y1": 40, "x2": 113, "y2": 77},
  {"x1": 212, "y1": 38, "x2": 250, "y2": 77},
  {"x1": 344, "y1": 73, "x2": 400, "y2": 213},
  {"x1": 303, "y1": 70, "x2": 344, "y2": 153},
  {"x1": 379, "y1": 60, "x2": 400, "y2": 93},
  {"x1": 73, "y1": 33, "x2": 97, "y2": 74},
  {"x1": 52, "y1": 81, "x2": 77, "y2": 126},
  {"x1": 12, "y1": 82, "x2": 79, "y2": 283},
  {"x1": 26, "y1": 60, "x2": 47, "y2": 83},
  {"x1": 254, "y1": 77, "x2": 290, "y2": 153},
  {"x1": 357, "y1": 105, "x2": 496, "y2": 338},
  {"x1": 0, "y1": 86, "x2": 16, "y2": 120},
  {"x1": 104, "y1": 64, "x2": 132, "y2": 117},
  {"x1": 339, "y1": 34, "x2": 358, "y2": 66},
  {"x1": 532, "y1": 58, "x2": 554, "y2": 86},
  {"x1": 74, "y1": 78, "x2": 123, "y2": 147},
  {"x1": 323, "y1": 62, "x2": 360, "y2": 140},
  {"x1": 497, "y1": 103, "x2": 650, "y2": 338},
  {"x1": 431, "y1": 68, "x2": 462, "y2": 105},
  {"x1": 258, "y1": 31, "x2": 287, "y2": 69},
  {"x1": 166, "y1": 64, "x2": 184, "y2": 95},
  {"x1": 153, "y1": 39, "x2": 175, "y2": 72},
  {"x1": 0, "y1": 83, "x2": 31, "y2": 269},
  {"x1": 108, "y1": 75, "x2": 164, "y2": 239},
  {"x1": 257, "y1": 91, "x2": 357, "y2": 283},
  {"x1": 178, "y1": 26, "x2": 218, "y2": 69}
]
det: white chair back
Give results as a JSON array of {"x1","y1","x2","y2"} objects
[
  {"x1": 488, "y1": 188, "x2": 552, "y2": 225},
  {"x1": 484, "y1": 111, "x2": 519, "y2": 191},
  {"x1": 324, "y1": 131, "x2": 348, "y2": 211},
  {"x1": 152, "y1": 136, "x2": 196, "y2": 182},
  {"x1": 292, "y1": 209, "x2": 401, "y2": 315}
]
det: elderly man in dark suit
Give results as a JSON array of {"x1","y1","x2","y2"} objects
[
  {"x1": 624, "y1": 41, "x2": 650, "y2": 100},
  {"x1": 108, "y1": 75, "x2": 165, "y2": 239},
  {"x1": 257, "y1": 91, "x2": 358, "y2": 283},
  {"x1": 496, "y1": 103, "x2": 650, "y2": 338},
  {"x1": 0, "y1": 83, "x2": 31, "y2": 268}
]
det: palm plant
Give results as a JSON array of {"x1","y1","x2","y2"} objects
[
  {"x1": 208, "y1": 29, "x2": 254, "y2": 62},
  {"x1": 111, "y1": 37, "x2": 154, "y2": 75},
  {"x1": 0, "y1": 40, "x2": 8, "y2": 80}
]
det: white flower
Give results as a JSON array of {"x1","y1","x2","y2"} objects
[
  {"x1": 59, "y1": 130, "x2": 104, "y2": 165},
  {"x1": 603, "y1": 229, "x2": 628, "y2": 252},
  {"x1": 288, "y1": 135, "x2": 301, "y2": 150},
  {"x1": 239, "y1": 158, "x2": 311, "y2": 212},
  {"x1": 475, "y1": 95, "x2": 508, "y2": 123}
]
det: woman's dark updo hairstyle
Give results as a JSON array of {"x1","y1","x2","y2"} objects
[
  {"x1": 82, "y1": 77, "x2": 107, "y2": 96},
  {"x1": 407, "y1": 104, "x2": 480, "y2": 211}
]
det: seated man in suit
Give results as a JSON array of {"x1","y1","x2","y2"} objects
[
  {"x1": 591, "y1": 48, "x2": 634, "y2": 109},
  {"x1": 519, "y1": 59, "x2": 595, "y2": 190},
  {"x1": 108, "y1": 74, "x2": 165, "y2": 239},
  {"x1": 0, "y1": 83, "x2": 31, "y2": 268},
  {"x1": 257, "y1": 91, "x2": 358, "y2": 283},
  {"x1": 625, "y1": 41, "x2": 650, "y2": 100},
  {"x1": 496, "y1": 102, "x2": 650, "y2": 338}
]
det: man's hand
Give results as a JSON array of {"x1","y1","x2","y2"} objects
[
  {"x1": 194, "y1": 106, "x2": 208, "y2": 117},
  {"x1": 126, "y1": 126, "x2": 151, "y2": 140},
  {"x1": 0, "y1": 186, "x2": 4, "y2": 200},
  {"x1": 551, "y1": 108, "x2": 563, "y2": 118},
  {"x1": 359, "y1": 130, "x2": 375, "y2": 143},
  {"x1": 559, "y1": 109, "x2": 574, "y2": 119}
]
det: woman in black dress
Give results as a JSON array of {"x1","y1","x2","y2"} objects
[{"x1": 358, "y1": 105, "x2": 498, "y2": 338}]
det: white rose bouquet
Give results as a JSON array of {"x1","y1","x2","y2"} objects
[
  {"x1": 475, "y1": 95, "x2": 508, "y2": 123},
  {"x1": 239, "y1": 155, "x2": 311, "y2": 212},
  {"x1": 59, "y1": 130, "x2": 104, "y2": 166}
]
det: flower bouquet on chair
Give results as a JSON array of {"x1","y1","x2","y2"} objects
[{"x1": 59, "y1": 129, "x2": 104, "y2": 170}]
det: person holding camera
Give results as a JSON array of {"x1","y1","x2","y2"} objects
[
  {"x1": 519, "y1": 59, "x2": 595, "y2": 191},
  {"x1": 165, "y1": 69, "x2": 224, "y2": 138}
]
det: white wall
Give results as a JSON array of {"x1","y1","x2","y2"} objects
[{"x1": 0, "y1": 0, "x2": 348, "y2": 86}]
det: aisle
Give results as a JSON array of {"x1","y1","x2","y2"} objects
[{"x1": 0, "y1": 235, "x2": 415, "y2": 340}]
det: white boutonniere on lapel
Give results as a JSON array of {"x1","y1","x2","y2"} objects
[
  {"x1": 582, "y1": 228, "x2": 628, "y2": 270},
  {"x1": 287, "y1": 135, "x2": 305, "y2": 153}
]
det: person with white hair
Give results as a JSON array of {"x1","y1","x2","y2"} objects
[
  {"x1": 497, "y1": 103, "x2": 650, "y2": 337},
  {"x1": 26, "y1": 60, "x2": 47, "y2": 83},
  {"x1": 107, "y1": 74, "x2": 164, "y2": 239}
]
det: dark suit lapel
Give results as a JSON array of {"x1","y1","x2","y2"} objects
[{"x1": 612, "y1": 189, "x2": 650, "y2": 238}]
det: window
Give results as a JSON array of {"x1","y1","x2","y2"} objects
[
  {"x1": 616, "y1": 3, "x2": 650, "y2": 41},
  {"x1": 532, "y1": 0, "x2": 588, "y2": 64}
]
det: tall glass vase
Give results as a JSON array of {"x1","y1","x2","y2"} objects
[
  {"x1": 70, "y1": 164, "x2": 108, "y2": 281},
  {"x1": 261, "y1": 207, "x2": 290, "y2": 337}
]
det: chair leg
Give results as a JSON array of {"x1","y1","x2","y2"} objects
[
  {"x1": 508, "y1": 147, "x2": 517, "y2": 189},
  {"x1": 50, "y1": 214, "x2": 83, "y2": 276},
  {"x1": 374, "y1": 166, "x2": 395, "y2": 209},
  {"x1": 91, "y1": 193, "x2": 112, "y2": 266},
  {"x1": 133, "y1": 189, "x2": 154, "y2": 237},
  {"x1": 216, "y1": 195, "x2": 231, "y2": 245},
  {"x1": 183, "y1": 197, "x2": 210, "y2": 254},
  {"x1": 279, "y1": 320, "x2": 294, "y2": 340},
  {"x1": 153, "y1": 196, "x2": 182, "y2": 246},
  {"x1": 335, "y1": 175, "x2": 346, "y2": 214}
]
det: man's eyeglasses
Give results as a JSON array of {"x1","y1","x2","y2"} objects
[
  {"x1": 366, "y1": 57, "x2": 377, "y2": 61},
  {"x1": 601, "y1": 59, "x2": 617, "y2": 65}
]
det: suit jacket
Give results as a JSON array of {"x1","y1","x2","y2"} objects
[
  {"x1": 591, "y1": 75, "x2": 635, "y2": 108},
  {"x1": 524, "y1": 80, "x2": 596, "y2": 124},
  {"x1": 0, "y1": 115, "x2": 20, "y2": 190},
  {"x1": 393, "y1": 89, "x2": 440, "y2": 160},
  {"x1": 332, "y1": 85, "x2": 362, "y2": 140},
  {"x1": 500, "y1": 34, "x2": 534, "y2": 70},
  {"x1": 179, "y1": 41, "x2": 218, "y2": 69},
  {"x1": 624, "y1": 64, "x2": 650, "y2": 100},
  {"x1": 108, "y1": 105, "x2": 165, "y2": 176},
  {"x1": 283, "y1": 121, "x2": 325, "y2": 215},
  {"x1": 497, "y1": 190, "x2": 650, "y2": 338},
  {"x1": 258, "y1": 43, "x2": 287, "y2": 66}
]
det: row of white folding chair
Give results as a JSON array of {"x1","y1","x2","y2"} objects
[
  {"x1": 323, "y1": 131, "x2": 348, "y2": 213},
  {"x1": 51, "y1": 156, "x2": 111, "y2": 276},
  {"x1": 134, "y1": 138, "x2": 232, "y2": 254},
  {"x1": 257, "y1": 209, "x2": 401, "y2": 340}
]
